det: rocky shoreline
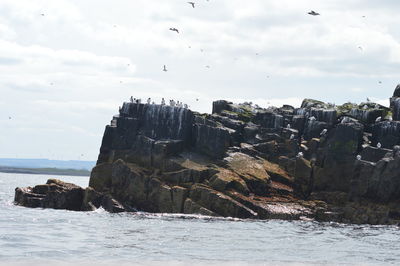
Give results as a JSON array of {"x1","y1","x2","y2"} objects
[{"x1": 15, "y1": 85, "x2": 400, "y2": 225}]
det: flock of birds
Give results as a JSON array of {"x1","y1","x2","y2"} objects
[
  {"x1": 162, "y1": 4, "x2": 381, "y2": 86},
  {"x1": 128, "y1": 96, "x2": 190, "y2": 109}
]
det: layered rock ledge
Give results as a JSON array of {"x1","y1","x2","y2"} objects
[{"x1": 15, "y1": 85, "x2": 400, "y2": 225}]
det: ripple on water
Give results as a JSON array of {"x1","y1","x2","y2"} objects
[{"x1": 1, "y1": 173, "x2": 400, "y2": 264}]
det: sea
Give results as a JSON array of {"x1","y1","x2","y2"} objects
[{"x1": 1, "y1": 172, "x2": 400, "y2": 266}]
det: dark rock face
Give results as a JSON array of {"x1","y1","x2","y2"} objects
[
  {"x1": 15, "y1": 84, "x2": 400, "y2": 225},
  {"x1": 372, "y1": 121, "x2": 400, "y2": 148},
  {"x1": 15, "y1": 179, "x2": 124, "y2": 213}
]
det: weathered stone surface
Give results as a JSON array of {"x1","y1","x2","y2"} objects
[
  {"x1": 183, "y1": 198, "x2": 216, "y2": 216},
  {"x1": 15, "y1": 84, "x2": 400, "y2": 225},
  {"x1": 189, "y1": 184, "x2": 257, "y2": 218},
  {"x1": 193, "y1": 123, "x2": 232, "y2": 159},
  {"x1": 209, "y1": 169, "x2": 249, "y2": 195},
  {"x1": 15, "y1": 179, "x2": 125, "y2": 213},
  {"x1": 372, "y1": 121, "x2": 400, "y2": 148},
  {"x1": 224, "y1": 152, "x2": 270, "y2": 196},
  {"x1": 294, "y1": 158, "x2": 313, "y2": 198},
  {"x1": 360, "y1": 146, "x2": 391, "y2": 163}
]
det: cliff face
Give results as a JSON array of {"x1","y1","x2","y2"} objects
[{"x1": 15, "y1": 84, "x2": 400, "y2": 224}]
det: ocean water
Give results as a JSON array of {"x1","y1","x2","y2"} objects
[{"x1": 0, "y1": 173, "x2": 400, "y2": 265}]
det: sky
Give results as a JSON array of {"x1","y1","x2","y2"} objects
[{"x1": 0, "y1": 0, "x2": 399, "y2": 161}]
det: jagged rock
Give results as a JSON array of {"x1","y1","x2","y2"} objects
[
  {"x1": 212, "y1": 100, "x2": 232, "y2": 114},
  {"x1": 193, "y1": 123, "x2": 232, "y2": 158},
  {"x1": 209, "y1": 169, "x2": 249, "y2": 195},
  {"x1": 309, "y1": 108, "x2": 337, "y2": 125},
  {"x1": 183, "y1": 198, "x2": 216, "y2": 216},
  {"x1": 15, "y1": 179, "x2": 125, "y2": 213},
  {"x1": 189, "y1": 184, "x2": 257, "y2": 218},
  {"x1": 392, "y1": 98, "x2": 400, "y2": 121},
  {"x1": 15, "y1": 85, "x2": 400, "y2": 224},
  {"x1": 294, "y1": 158, "x2": 313, "y2": 198},
  {"x1": 360, "y1": 146, "x2": 391, "y2": 163},
  {"x1": 372, "y1": 121, "x2": 400, "y2": 148},
  {"x1": 254, "y1": 111, "x2": 284, "y2": 129},
  {"x1": 303, "y1": 120, "x2": 329, "y2": 140},
  {"x1": 171, "y1": 186, "x2": 188, "y2": 213},
  {"x1": 301, "y1": 99, "x2": 327, "y2": 109},
  {"x1": 89, "y1": 162, "x2": 112, "y2": 192},
  {"x1": 224, "y1": 152, "x2": 270, "y2": 196}
]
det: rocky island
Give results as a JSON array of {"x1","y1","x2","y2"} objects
[{"x1": 15, "y1": 85, "x2": 400, "y2": 225}]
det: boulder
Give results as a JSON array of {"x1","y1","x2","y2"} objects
[{"x1": 15, "y1": 179, "x2": 125, "y2": 213}]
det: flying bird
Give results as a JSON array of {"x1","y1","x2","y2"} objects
[
  {"x1": 169, "y1": 27, "x2": 179, "y2": 33},
  {"x1": 196, "y1": 98, "x2": 199, "y2": 101},
  {"x1": 8, "y1": 117, "x2": 11, "y2": 120},
  {"x1": 163, "y1": 65, "x2": 168, "y2": 72},
  {"x1": 205, "y1": 65, "x2": 210, "y2": 68},
  {"x1": 41, "y1": 13, "x2": 45, "y2": 16},
  {"x1": 308, "y1": 10, "x2": 320, "y2": 16},
  {"x1": 188, "y1": 2, "x2": 195, "y2": 8},
  {"x1": 378, "y1": 81, "x2": 382, "y2": 84},
  {"x1": 358, "y1": 46, "x2": 363, "y2": 51}
]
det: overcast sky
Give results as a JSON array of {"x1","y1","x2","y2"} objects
[{"x1": 0, "y1": 0, "x2": 399, "y2": 161}]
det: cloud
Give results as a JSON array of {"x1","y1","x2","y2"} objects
[{"x1": 1, "y1": 0, "x2": 400, "y2": 160}]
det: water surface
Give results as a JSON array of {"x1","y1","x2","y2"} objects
[{"x1": 0, "y1": 172, "x2": 399, "y2": 265}]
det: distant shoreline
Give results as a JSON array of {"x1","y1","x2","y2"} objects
[{"x1": 0, "y1": 166, "x2": 90, "y2": 176}]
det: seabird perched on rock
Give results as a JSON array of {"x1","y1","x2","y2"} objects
[
  {"x1": 309, "y1": 116, "x2": 316, "y2": 121},
  {"x1": 375, "y1": 116, "x2": 382, "y2": 123},
  {"x1": 377, "y1": 142, "x2": 382, "y2": 148},
  {"x1": 147, "y1": 98, "x2": 151, "y2": 104},
  {"x1": 130, "y1": 96, "x2": 134, "y2": 103},
  {"x1": 169, "y1": 27, "x2": 179, "y2": 33},
  {"x1": 188, "y1": 2, "x2": 195, "y2": 8},
  {"x1": 161, "y1": 98, "x2": 165, "y2": 105},
  {"x1": 184, "y1": 104, "x2": 188, "y2": 109},
  {"x1": 308, "y1": 10, "x2": 320, "y2": 16},
  {"x1": 356, "y1": 155, "x2": 362, "y2": 160},
  {"x1": 297, "y1": 152, "x2": 304, "y2": 158},
  {"x1": 320, "y1": 129, "x2": 328, "y2": 136},
  {"x1": 286, "y1": 124, "x2": 291, "y2": 129},
  {"x1": 163, "y1": 65, "x2": 168, "y2": 72},
  {"x1": 290, "y1": 134, "x2": 295, "y2": 140}
]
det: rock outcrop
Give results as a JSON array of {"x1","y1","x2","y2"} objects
[{"x1": 15, "y1": 84, "x2": 400, "y2": 225}]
